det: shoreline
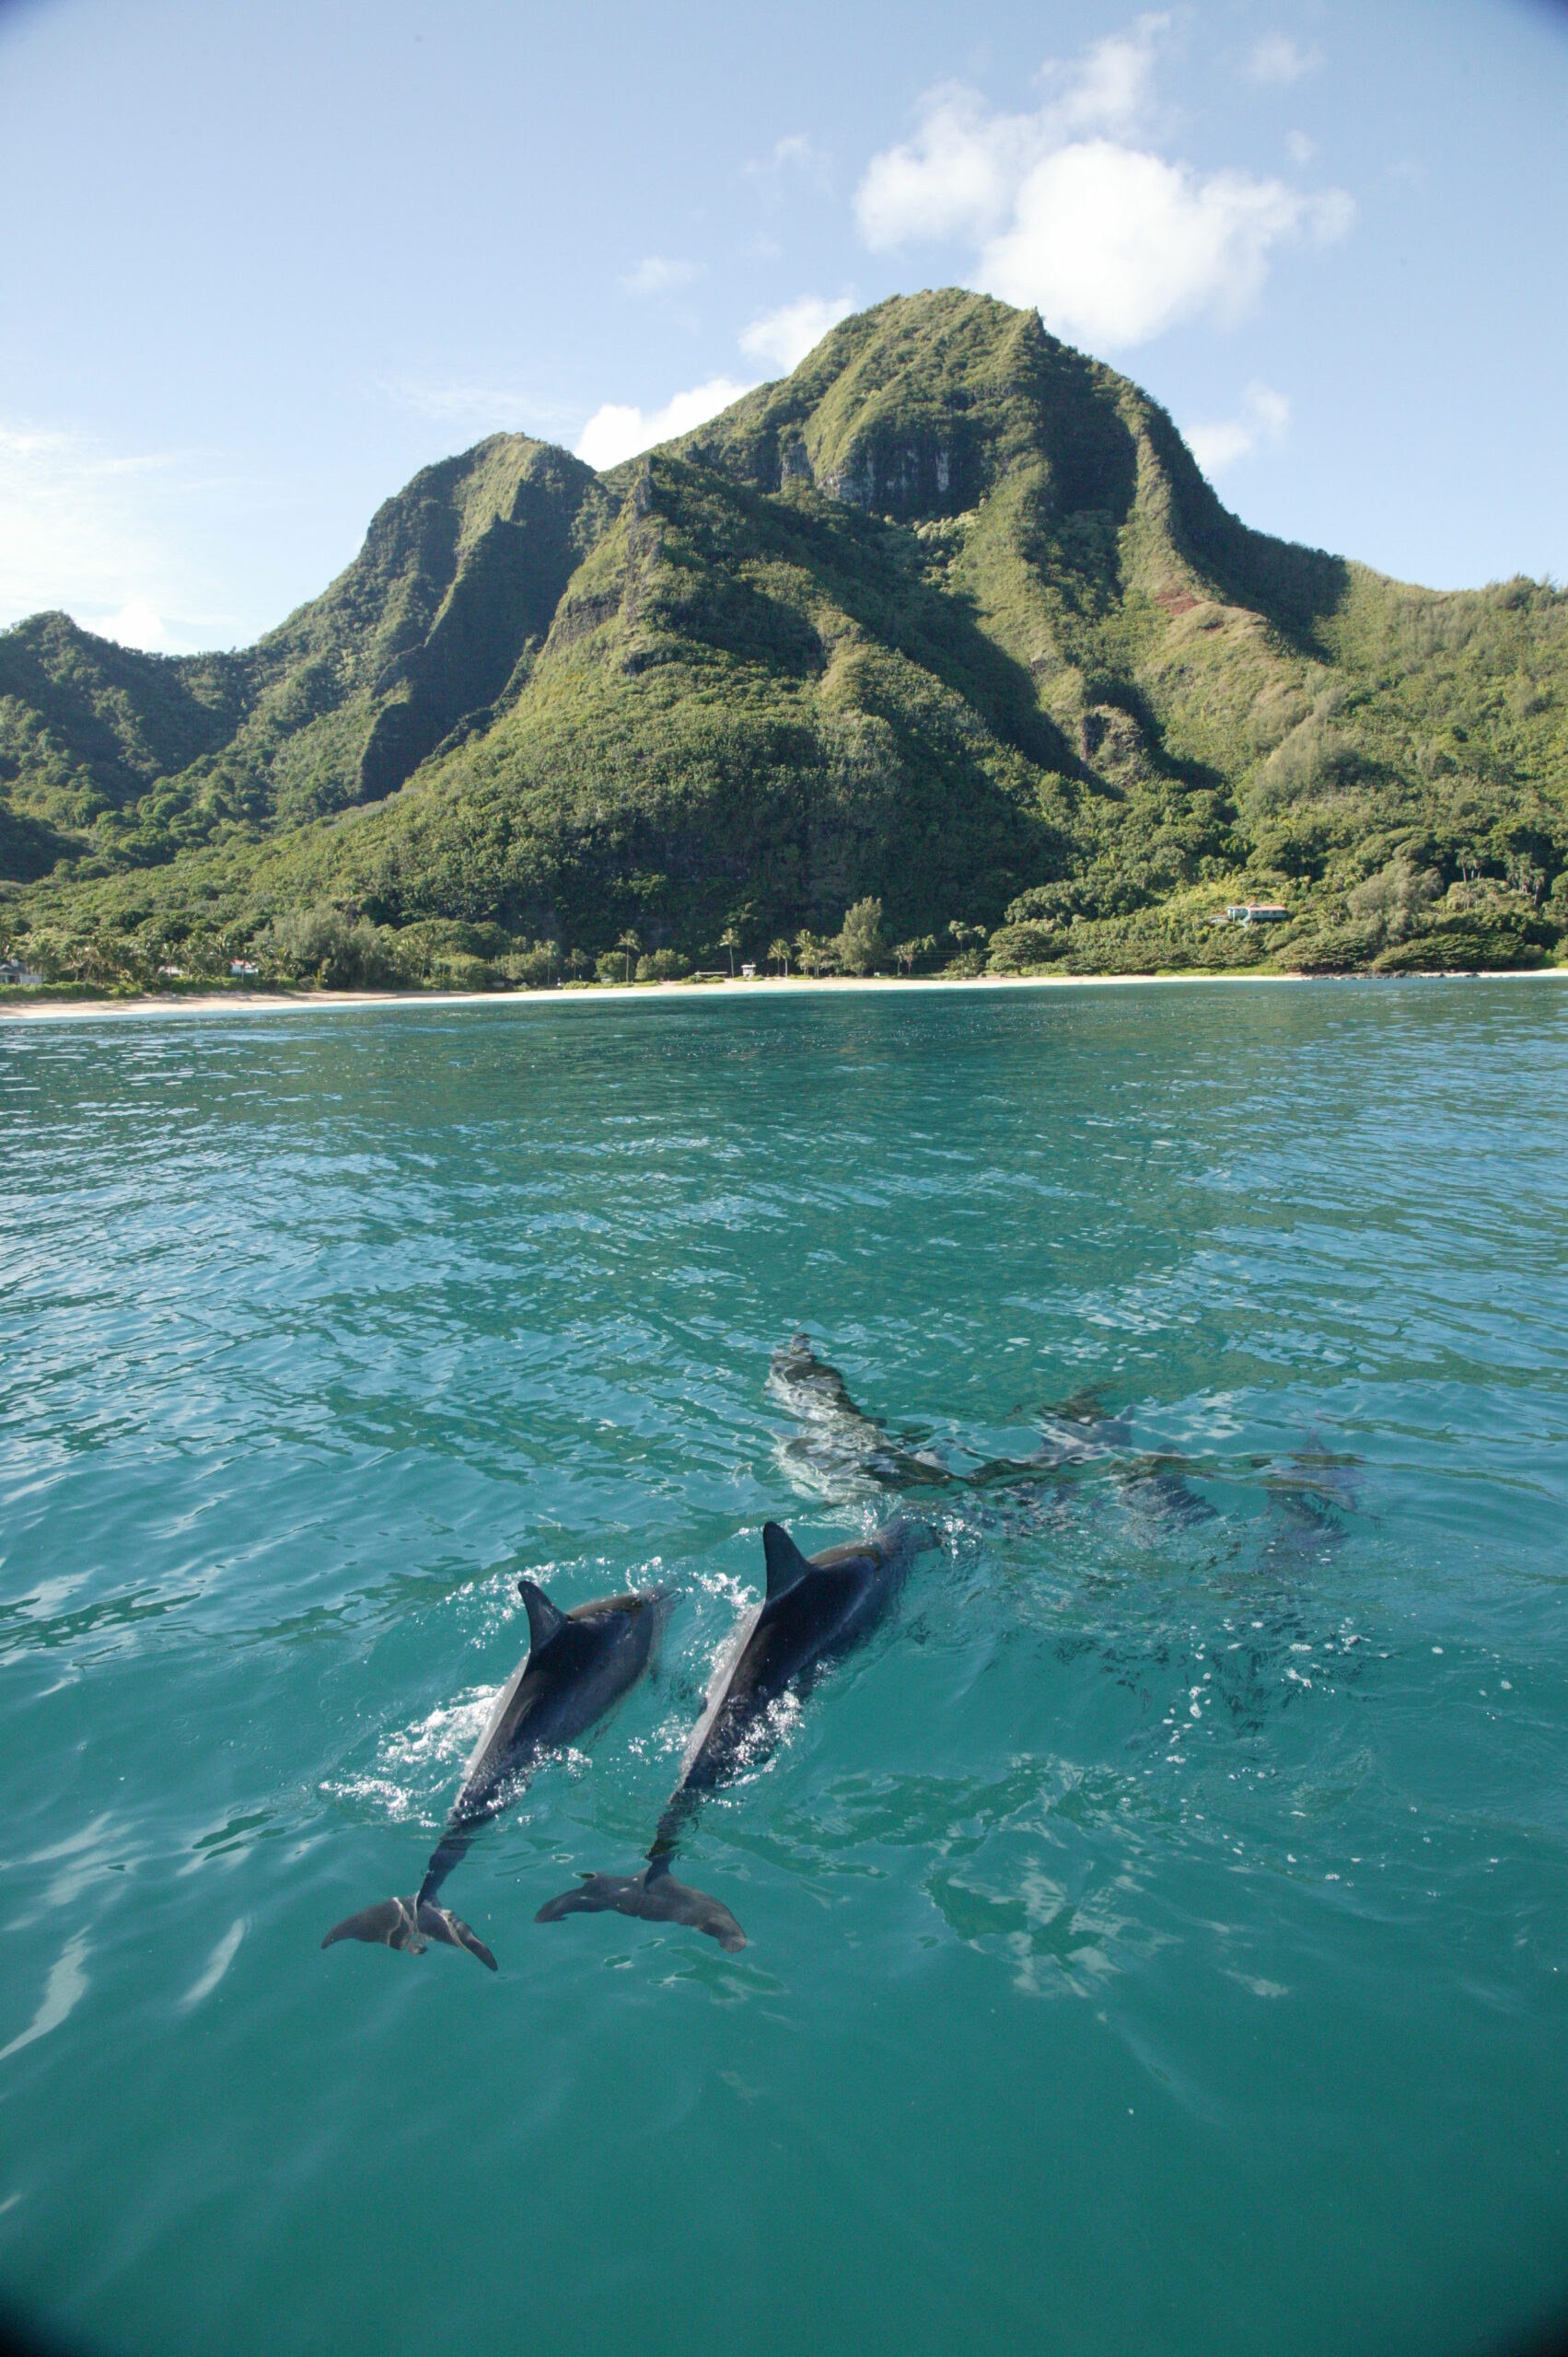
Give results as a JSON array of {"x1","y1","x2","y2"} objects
[{"x1": 2, "y1": 967, "x2": 1563, "y2": 1024}]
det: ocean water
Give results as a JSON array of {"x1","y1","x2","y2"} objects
[{"x1": 2, "y1": 979, "x2": 1566, "y2": 2357}]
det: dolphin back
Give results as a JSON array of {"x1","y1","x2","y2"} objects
[
  {"x1": 533, "y1": 1515, "x2": 932, "y2": 1955},
  {"x1": 322, "y1": 1579, "x2": 671, "y2": 1975}
]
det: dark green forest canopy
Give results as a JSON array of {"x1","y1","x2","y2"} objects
[{"x1": 4, "y1": 289, "x2": 1564, "y2": 988}]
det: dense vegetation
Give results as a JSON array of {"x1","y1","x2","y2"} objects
[{"x1": 3, "y1": 290, "x2": 1565, "y2": 994}]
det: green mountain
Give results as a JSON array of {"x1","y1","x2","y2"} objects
[{"x1": 4, "y1": 289, "x2": 1565, "y2": 990}]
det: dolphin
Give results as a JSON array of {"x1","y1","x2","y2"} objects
[
  {"x1": 767, "y1": 1333, "x2": 954, "y2": 1494},
  {"x1": 1114, "y1": 1455, "x2": 1218, "y2": 1529},
  {"x1": 1257, "y1": 1446, "x2": 1358, "y2": 1577},
  {"x1": 918, "y1": 1378, "x2": 1215, "y2": 1520},
  {"x1": 323, "y1": 1578, "x2": 668, "y2": 1970},
  {"x1": 769, "y1": 1335, "x2": 1221, "y2": 1532},
  {"x1": 769, "y1": 1338, "x2": 1093, "y2": 1501},
  {"x1": 536, "y1": 1517, "x2": 931, "y2": 1953}
]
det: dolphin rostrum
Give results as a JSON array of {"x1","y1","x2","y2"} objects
[
  {"x1": 323, "y1": 1578, "x2": 668, "y2": 1970},
  {"x1": 536, "y1": 1517, "x2": 930, "y2": 1953}
]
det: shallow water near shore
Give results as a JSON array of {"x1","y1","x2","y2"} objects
[{"x1": 2, "y1": 980, "x2": 1566, "y2": 2357}]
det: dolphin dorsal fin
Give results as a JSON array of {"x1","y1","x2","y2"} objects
[
  {"x1": 761, "y1": 1522, "x2": 814, "y2": 1603},
  {"x1": 518, "y1": 1578, "x2": 569, "y2": 1653}
]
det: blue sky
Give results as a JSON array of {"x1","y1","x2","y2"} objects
[{"x1": 1, "y1": 0, "x2": 1565, "y2": 651}]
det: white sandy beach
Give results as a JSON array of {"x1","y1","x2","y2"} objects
[{"x1": 2, "y1": 967, "x2": 1562, "y2": 1022}]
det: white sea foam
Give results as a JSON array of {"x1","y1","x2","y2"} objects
[
  {"x1": 382, "y1": 1688, "x2": 500, "y2": 1774},
  {"x1": 326, "y1": 1772, "x2": 422, "y2": 1823}
]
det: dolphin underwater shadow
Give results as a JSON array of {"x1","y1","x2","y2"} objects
[
  {"x1": 323, "y1": 1578, "x2": 668, "y2": 1969},
  {"x1": 537, "y1": 1517, "x2": 932, "y2": 1952}
]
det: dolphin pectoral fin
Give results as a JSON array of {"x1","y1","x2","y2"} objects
[
  {"x1": 535, "y1": 1868, "x2": 747, "y2": 1953},
  {"x1": 321, "y1": 1897, "x2": 427, "y2": 1955},
  {"x1": 415, "y1": 1901, "x2": 497, "y2": 1970}
]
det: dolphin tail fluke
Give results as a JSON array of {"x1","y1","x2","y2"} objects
[
  {"x1": 416, "y1": 1901, "x2": 498, "y2": 1969},
  {"x1": 535, "y1": 1865, "x2": 746, "y2": 1953},
  {"x1": 320, "y1": 1895, "x2": 497, "y2": 1970}
]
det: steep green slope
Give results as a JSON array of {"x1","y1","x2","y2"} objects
[
  {"x1": 4, "y1": 290, "x2": 1564, "y2": 989},
  {"x1": 0, "y1": 435, "x2": 610, "y2": 868},
  {"x1": 0, "y1": 616, "x2": 247, "y2": 880}
]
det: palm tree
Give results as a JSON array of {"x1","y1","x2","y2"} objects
[
  {"x1": 617, "y1": 928, "x2": 641, "y2": 983},
  {"x1": 541, "y1": 937, "x2": 560, "y2": 985},
  {"x1": 719, "y1": 923, "x2": 741, "y2": 977},
  {"x1": 769, "y1": 936, "x2": 792, "y2": 978}
]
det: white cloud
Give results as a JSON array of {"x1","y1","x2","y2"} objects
[
  {"x1": 981, "y1": 145, "x2": 1348, "y2": 347},
  {"x1": 1286, "y1": 129, "x2": 1318, "y2": 166},
  {"x1": 575, "y1": 376, "x2": 756, "y2": 470},
  {"x1": 739, "y1": 294, "x2": 855, "y2": 374},
  {"x1": 854, "y1": 21, "x2": 1353, "y2": 351},
  {"x1": 856, "y1": 87, "x2": 1036, "y2": 248},
  {"x1": 747, "y1": 132, "x2": 831, "y2": 196},
  {"x1": 856, "y1": 18, "x2": 1167, "y2": 249},
  {"x1": 93, "y1": 599, "x2": 172, "y2": 652},
  {"x1": 622, "y1": 255, "x2": 702, "y2": 298},
  {"x1": 1042, "y1": 13, "x2": 1169, "y2": 139},
  {"x1": 1244, "y1": 34, "x2": 1321, "y2": 87},
  {"x1": 1184, "y1": 380, "x2": 1291, "y2": 476},
  {"x1": 770, "y1": 134, "x2": 819, "y2": 172},
  {"x1": 576, "y1": 295, "x2": 852, "y2": 471},
  {"x1": 0, "y1": 420, "x2": 230, "y2": 649}
]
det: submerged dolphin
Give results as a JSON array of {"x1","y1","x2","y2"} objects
[
  {"x1": 323, "y1": 1578, "x2": 668, "y2": 1970},
  {"x1": 537, "y1": 1517, "x2": 930, "y2": 1952},
  {"x1": 771, "y1": 1340, "x2": 1219, "y2": 1527},
  {"x1": 767, "y1": 1333, "x2": 953, "y2": 1493},
  {"x1": 769, "y1": 1337, "x2": 1100, "y2": 1498}
]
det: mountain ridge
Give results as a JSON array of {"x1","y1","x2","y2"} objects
[{"x1": 3, "y1": 289, "x2": 1564, "y2": 989}]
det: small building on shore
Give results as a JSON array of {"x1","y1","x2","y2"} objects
[
  {"x1": 0, "y1": 957, "x2": 42, "y2": 986},
  {"x1": 1215, "y1": 902, "x2": 1289, "y2": 926}
]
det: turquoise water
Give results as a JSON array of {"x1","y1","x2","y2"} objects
[{"x1": 2, "y1": 980, "x2": 1566, "y2": 2357}]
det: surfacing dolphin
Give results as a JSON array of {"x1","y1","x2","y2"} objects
[
  {"x1": 323, "y1": 1578, "x2": 668, "y2": 1970},
  {"x1": 537, "y1": 1516, "x2": 931, "y2": 1952}
]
